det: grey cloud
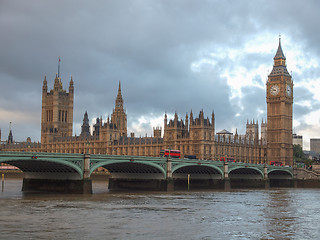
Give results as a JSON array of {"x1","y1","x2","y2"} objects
[{"x1": 1, "y1": 0, "x2": 320, "y2": 143}]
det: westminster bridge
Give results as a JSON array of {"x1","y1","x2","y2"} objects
[{"x1": 0, "y1": 151, "x2": 294, "y2": 194}]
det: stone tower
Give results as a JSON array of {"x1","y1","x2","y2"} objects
[
  {"x1": 41, "y1": 74, "x2": 74, "y2": 143},
  {"x1": 246, "y1": 119, "x2": 259, "y2": 141},
  {"x1": 261, "y1": 119, "x2": 267, "y2": 145},
  {"x1": 111, "y1": 81, "x2": 127, "y2": 137},
  {"x1": 266, "y1": 38, "x2": 293, "y2": 165}
]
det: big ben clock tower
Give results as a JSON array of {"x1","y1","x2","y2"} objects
[{"x1": 266, "y1": 38, "x2": 293, "y2": 166}]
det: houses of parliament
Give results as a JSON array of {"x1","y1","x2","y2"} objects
[{"x1": 1, "y1": 40, "x2": 294, "y2": 166}]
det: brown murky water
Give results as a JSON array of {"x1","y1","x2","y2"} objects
[{"x1": 1, "y1": 179, "x2": 320, "y2": 239}]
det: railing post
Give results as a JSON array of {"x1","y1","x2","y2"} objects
[{"x1": 83, "y1": 154, "x2": 91, "y2": 179}]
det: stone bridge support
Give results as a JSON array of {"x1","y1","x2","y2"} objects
[
  {"x1": 224, "y1": 162, "x2": 230, "y2": 190},
  {"x1": 83, "y1": 154, "x2": 91, "y2": 179},
  {"x1": 166, "y1": 157, "x2": 174, "y2": 191}
]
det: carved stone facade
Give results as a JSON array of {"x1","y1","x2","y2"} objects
[{"x1": 1, "y1": 41, "x2": 293, "y2": 165}]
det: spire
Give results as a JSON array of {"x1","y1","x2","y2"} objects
[
  {"x1": 269, "y1": 37, "x2": 290, "y2": 77},
  {"x1": 115, "y1": 81, "x2": 123, "y2": 110},
  {"x1": 69, "y1": 76, "x2": 74, "y2": 93},
  {"x1": 43, "y1": 75, "x2": 47, "y2": 92},
  {"x1": 80, "y1": 111, "x2": 90, "y2": 137},
  {"x1": 164, "y1": 113, "x2": 167, "y2": 126},
  {"x1": 118, "y1": 80, "x2": 121, "y2": 94},
  {"x1": 174, "y1": 112, "x2": 178, "y2": 126},
  {"x1": 7, "y1": 122, "x2": 13, "y2": 144},
  {"x1": 54, "y1": 73, "x2": 62, "y2": 91},
  {"x1": 274, "y1": 36, "x2": 286, "y2": 60}
]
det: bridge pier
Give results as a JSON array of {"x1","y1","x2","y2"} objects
[
  {"x1": 166, "y1": 156, "x2": 174, "y2": 191},
  {"x1": 83, "y1": 154, "x2": 91, "y2": 179},
  {"x1": 224, "y1": 162, "x2": 231, "y2": 190},
  {"x1": 108, "y1": 179, "x2": 168, "y2": 191},
  {"x1": 22, "y1": 178, "x2": 92, "y2": 194}
]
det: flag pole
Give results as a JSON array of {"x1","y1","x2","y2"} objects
[{"x1": 58, "y1": 56, "x2": 61, "y2": 78}]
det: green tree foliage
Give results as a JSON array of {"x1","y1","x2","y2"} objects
[{"x1": 293, "y1": 144, "x2": 311, "y2": 167}]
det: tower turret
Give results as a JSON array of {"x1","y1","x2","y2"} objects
[
  {"x1": 164, "y1": 113, "x2": 167, "y2": 127},
  {"x1": 69, "y1": 76, "x2": 74, "y2": 94},
  {"x1": 80, "y1": 111, "x2": 90, "y2": 137},
  {"x1": 43, "y1": 75, "x2": 47, "y2": 92},
  {"x1": 190, "y1": 110, "x2": 193, "y2": 125},
  {"x1": 111, "y1": 81, "x2": 127, "y2": 137},
  {"x1": 7, "y1": 122, "x2": 13, "y2": 144}
]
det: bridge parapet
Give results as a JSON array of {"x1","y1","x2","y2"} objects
[{"x1": 0, "y1": 151, "x2": 295, "y2": 192}]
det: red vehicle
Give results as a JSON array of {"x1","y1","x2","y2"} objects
[
  {"x1": 270, "y1": 161, "x2": 283, "y2": 166},
  {"x1": 220, "y1": 157, "x2": 235, "y2": 162},
  {"x1": 160, "y1": 149, "x2": 181, "y2": 158}
]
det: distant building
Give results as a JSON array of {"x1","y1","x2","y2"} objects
[
  {"x1": 310, "y1": 139, "x2": 320, "y2": 154},
  {"x1": 293, "y1": 134, "x2": 303, "y2": 147}
]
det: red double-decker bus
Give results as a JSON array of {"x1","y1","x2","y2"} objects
[
  {"x1": 270, "y1": 161, "x2": 283, "y2": 166},
  {"x1": 160, "y1": 149, "x2": 181, "y2": 158}
]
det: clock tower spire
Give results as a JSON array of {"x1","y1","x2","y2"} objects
[{"x1": 266, "y1": 38, "x2": 293, "y2": 166}]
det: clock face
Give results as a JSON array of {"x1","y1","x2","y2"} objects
[
  {"x1": 286, "y1": 85, "x2": 291, "y2": 96},
  {"x1": 270, "y1": 85, "x2": 280, "y2": 96}
]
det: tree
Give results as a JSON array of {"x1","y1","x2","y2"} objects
[{"x1": 293, "y1": 144, "x2": 311, "y2": 167}]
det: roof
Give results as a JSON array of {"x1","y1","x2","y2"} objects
[
  {"x1": 274, "y1": 38, "x2": 286, "y2": 59},
  {"x1": 217, "y1": 129, "x2": 232, "y2": 135}
]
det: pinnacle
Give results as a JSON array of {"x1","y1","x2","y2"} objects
[{"x1": 274, "y1": 37, "x2": 285, "y2": 59}]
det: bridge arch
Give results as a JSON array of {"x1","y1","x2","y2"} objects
[
  {"x1": 229, "y1": 166, "x2": 264, "y2": 179},
  {"x1": 0, "y1": 157, "x2": 83, "y2": 179},
  {"x1": 268, "y1": 169, "x2": 293, "y2": 179},
  {"x1": 172, "y1": 164, "x2": 223, "y2": 179},
  {"x1": 90, "y1": 160, "x2": 166, "y2": 179}
]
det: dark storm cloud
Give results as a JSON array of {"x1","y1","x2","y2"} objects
[{"x1": 1, "y1": 0, "x2": 320, "y2": 143}]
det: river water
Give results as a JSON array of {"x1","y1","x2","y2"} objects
[{"x1": 1, "y1": 179, "x2": 320, "y2": 240}]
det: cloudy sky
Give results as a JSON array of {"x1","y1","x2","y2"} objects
[{"x1": 1, "y1": 0, "x2": 319, "y2": 149}]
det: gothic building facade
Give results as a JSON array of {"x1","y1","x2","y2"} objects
[{"x1": 1, "y1": 40, "x2": 294, "y2": 166}]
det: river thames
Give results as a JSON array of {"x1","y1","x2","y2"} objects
[{"x1": 1, "y1": 179, "x2": 320, "y2": 239}]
